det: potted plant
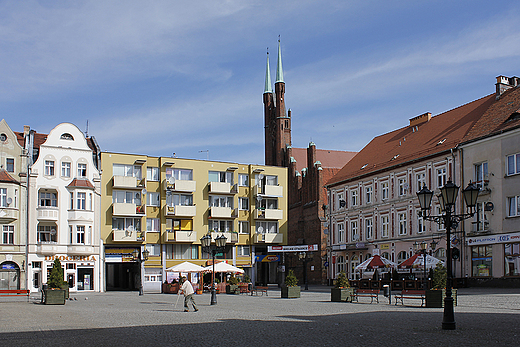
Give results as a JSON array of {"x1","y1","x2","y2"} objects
[
  {"x1": 425, "y1": 263, "x2": 457, "y2": 308},
  {"x1": 331, "y1": 271, "x2": 353, "y2": 302},
  {"x1": 281, "y1": 270, "x2": 301, "y2": 298},
  {"x1": 44, "y1": 259, "x2": 67, "y2": 305},
  {"x1": 226, "y1": 275, "x2": 240, "y2": 294}
]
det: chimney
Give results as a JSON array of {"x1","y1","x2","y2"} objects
[
  {"x1": 496, "y1": 75, "x2": 520, "y2": 99},
  {"x1": 409, "y1": 112, "x2": 431, "y2": 128},
  {"x1": 23, "y1": 125, "x2": 30, "y2": 136}
]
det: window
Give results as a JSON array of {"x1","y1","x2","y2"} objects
[
  {"x1": 351, "y1": 220, "x2": 359, "y2": 241},
  {"x1": 237, "y1": 245, "x2": 250, "y2": 256},
  {"x1": 336, "y1": 222, "x2": 345, "y2": 243},
  {"x1": 437, "y1": 167, "x2": 447, "y2": 188},
  {"x1": 76, "y1": 226, "x2": 85, "y2": 244},
  {"x1": 472, "y1": 245, "x2": 492, "y2": 277},
  {"x1": 365, "y1": 218, "x2": 373, "y2": 240},
  {"x1": 209, "y1": 220, "x2": 233, "y2": 232},
  {"x1": 255, "y1": 221, "x2": 278, "y2": 234},
  {"x1": 209, "y1": 171, "x2": 233, "y2": 184},
  {"x1": 337, "y1": 192, "x2": 345, "y2": 210},
  {"x1": 365, "y1": 186, "x2": 373, "y2": 204},
  {"x1": 209, "y1": 195, "x2": 233, "y2": 208},
  {"x1": 167, "y1": 219, "x2": 193, "y2": 232},
  {"x1": 112, "y1": 191, "x2": 141, "y2": 205},
  {"x1": 505, "y1": 243, "x2": 520, "y2": 276},
  {"x1": 416, "y1": 172, "x2": 425, "y2": 192},
  {"x1": 239, "y1": 221, "x2": 249, "y2": 234},
  {"x1": 351, "y1": 189, "x2": 358, "y2": 206},
  {"x1": 258, "y1": 198, "x2": 278, "y2": 210},
  {"x1": 37, "y1": 225, "x2": 57, "y2": 242},
  {"x1": 6, "y1": 158, "x2": 14, "y2": 172},
  {"x1": 398, "y1": 212, "x2": 407, "y2": 235},
  {"x1": 77, "y1": 163, "x2": 87, "y2": 178},
  {"x1": 147, "y1": 167, "x2": 159, "y2": 181},
  {"x1": 239, "y1": 197, "x2": 249, "y2": 210},
  {"x1": 238, "y1": 174, "x2": 248, "y2": 186},
  {"x1": 112, "y1": 218, "x2": 141, "y2": 231},
  {"x1": 397, "y1": 251, "x2": 408, "y2": 263},
  {"x1": 474, "y1": 202, "x2": 489, "y2": 231},
  {"x1": 168, "y1": 244, "x2": 198, "y2": 260},
  {"x1": 166, "y1": 193, "x2": 193, "y2": 207},
  {"x1": 381, "y1": 215, "x2": 389, "y2": 238},
  {"x1": 45, "y1": 160, "x2": 55, "y2": 176},
  {"x1": 381, "y1": 181, "x2": 389, "y2": 200},
  {"x1": 39, "y1": 191, "x2": 57, "y2": 207},
  {"x1": 147, "y1": 192, "x2": 160, "y2": 206},
  {"x1": 474, "y1": 162, "x2": 488, "y2": 189},
  {"x1": 146, "y1": 218, "x2": 160, "y2": 232},
  {"x1": 2, "y1": 225, "x2": 14, "y2": 244},
  {"x1": 76, "y1": 192, "x2": 86, "y2": 210},
  {"x1": 336, "y1": 255, "x2": 346, "y2": 275},
  {"x1": 436, "y1": 205, "x2": 446, "y2": 231},
  {"x1": 166, "y1": 168, "x2": 193, "y2": 181},
  {"x1": 417, "y1": 215, "x2": 426, "y2": 234},
  {"x1": 61, "y1": 162, "x2": 71, "y2": 177},
  {"x1": 381, "y1": 252, "x2": 390, "y2": 260},
  {"x1": 398, "y1": 178, "x2": 407, "y2": 196},
  {"x1": 146, "y1": 244, "x2": 161, "y2": 257},
  {"x1": 60, "y1": 133, "x2": 74, "y2": 140},
  {"x1": 0, "y1": 188, "x2": 7, "y2": 207},
  {"x1": 507, "y1": 195, "x2": 520, "y2": 217},
  {"x1": 113, "y1": 164, "x2": 141, "y2": 179},
  {"x1": 507, "y1": 153, "x2": 520, "y2": 176}
]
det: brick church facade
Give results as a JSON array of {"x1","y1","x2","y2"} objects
[{"x1": 263, "y1": 41, "x2": 356, "y2": 284}]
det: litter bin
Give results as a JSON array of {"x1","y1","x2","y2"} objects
[{"x1": 383, "y1": 284, "x2": 391, "y2": 304}]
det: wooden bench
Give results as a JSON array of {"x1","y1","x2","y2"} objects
[
  {"x1": 0, "y1": 289, "x2": 30, "y2": 301},
  {"x1": 251, "y1": 286, "x2": 268, "y2": 296},
  {"x1": 350, "y1": 289, "x2": 379, "y2": 303},
  {"x1": 395, "y1": 289, "x2": 425, "y2": 306}
]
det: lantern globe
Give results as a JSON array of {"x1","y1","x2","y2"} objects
[
  {"x1": 463, "y1": 181, "x2": 480, "y2": 209},
  {"x1": 440, "y1": 180, "x2": 459, "y2": 206},
  {"x1": 417, "y1": 185, "x2": 434, "y2": 210}
]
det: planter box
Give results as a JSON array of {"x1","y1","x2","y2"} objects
[
  {"x1": 331, "y1": 287, "x2": 354, "y2": 302},
  {"x1": 162, "y1": 283, "x2": 179, "y2": 294},
  {"x1": 281, "y1": 286, "x2": 301, "y2": 298},
  {"x1": 226, "y1": 284, "x2": 240, "y2": 294},
  {"x1": 60, "y1": 283, "x2": 69, "y2": 300},
  {"x1": 44, "y1": 288, "x2": 66, "y2": 305},
  {"x1": 425, "y1": 289, "x2": 458, "y2": 308}
]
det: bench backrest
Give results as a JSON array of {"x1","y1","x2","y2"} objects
[
  {"x1": 0, "y1": 290, "x2": 30, "y2": 294},
  {"x1": 402, "y1": 289, "x2": 425, "y2": 295},
  {"x1": 356, "y1": 289, "x2": 379, "y2": 294}
]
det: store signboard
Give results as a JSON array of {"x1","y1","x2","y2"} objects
[
  {"x1": 268, "y1": 244, "x2": 318, "y2": 252},
  {"x1": 467, "y1": 232, "x2": 520, "y2": 246}
]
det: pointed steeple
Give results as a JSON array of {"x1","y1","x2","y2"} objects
[
  {"x1": 264, "y1": 50, "x2": 272, "y2": 94},
  {"x1": 276, "y1": 38, "x2": 284, "y2": 83}
]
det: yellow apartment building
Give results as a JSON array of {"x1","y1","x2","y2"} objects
[{"x1": 100, "y1": 152, "x2": 287, "y2": 293}]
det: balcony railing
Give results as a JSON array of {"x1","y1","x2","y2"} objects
[
  {"x1": 164, "y1": 205, "x2": 197, "y2": 217},
  {"x1": 112, "y1": 229, "x2": 143, "y2": 242},
  {"x1": 255, "y1": 233, "x2": 283, "y2": 243},
  {"x1": 209, "y1": 182, "x2": 237, "y2": 194},
  {"x1": 0, "y1": 208, "x2": 18, "y2": 221},
  {"x1": 112, "y1": 203, "x2": 145, "y2": 216},
  {"x1": 210, "y1": 231, "x2": 238, "y2": 243},
  {"x1": 209, "y1": 206, "x2": 233, "y2": 218},
  {"x1": 113, "y1": 175, "x2": 141, "y2": 189},
  {"x1": 254, "y1": 184, "x2": 283, "y2": 197},
  {"x1": 164, "y1": 229, "x2": 198, "y2": 242},
  {"x1": 164, "y1": 179, "x2": 196, "y2": 192},
  {"x1": 254, "y1": 208, "x2": 283, "y2": 220},
  {"x1": 37, "y1": 207, "x2": 59, "y2": 221}
]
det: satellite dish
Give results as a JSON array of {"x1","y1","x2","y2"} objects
[
  {"x1": 50, "y1": 229, "x2": 57, "y2": 235},
  {"x1": 6, "y1": 197, "x2": 12, "y2": 205},
  {"x1": 168, "y1": 176, "x2": 175, "y2": 184},
  {"x1": 141, "y1": 188, "x2": 147, "y2": 195},
  {"x1": 257, "y1": 226, "x2": 264, "y2": 233},
  {"x1": 257, "y1": 195, "x2": 263, "y2": 202},
  {"x1": 258, "y1": 174, "x2": 264, "y2": 180},
  {"x1": 128, "y1": 225, "x2": 135, "y2": 232}
]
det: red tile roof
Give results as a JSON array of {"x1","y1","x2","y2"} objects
[
  {"x1": 67, "y1": 178, "x2": 95, "y2": 189},
  {"x1": 291, "y1": 147, "x2": 357, "y2": 172},
  {"x1": 326, "y1": 93, "x2": 496, "y2": 187},
  {"x1": 15, "y1": 131, "x2": 47, "y2": 149},
  {"x1": 0, "y1": 169, "x2": 19, "y2": 184}
]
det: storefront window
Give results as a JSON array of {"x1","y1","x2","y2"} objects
[
  {"x1": 505, "y1": 243, "x2": 520, "y2": 276},
  {"x1": 472, "y1": 245, "x2": 492, "y2": 277}
]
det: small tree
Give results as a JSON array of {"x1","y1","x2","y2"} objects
[
  {"x1": 48, "y1": 259, "x2": 64, "y2": 289},
  {"x1": 284, "y1": 270, "x2": 298, "y2": 287},
  {"x1": 335, "y1": 271, "x2": 350, "y2": 288},
  {"x1": 228, "y1": 275, "x2": 239, "y2": 285},
  {"x1": 432, "y1": 263, "x2": 447, "y2": 289}
]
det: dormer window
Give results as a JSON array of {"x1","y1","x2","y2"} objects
[{"x1": 60, "y1": 133, "x2": 74, "y2": 140}]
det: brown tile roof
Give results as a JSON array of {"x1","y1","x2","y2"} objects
[
  {"x1": 326, "y1": 93, "x2": 496, "y2": 187},
  {"x1": 0, "y1": 169, "x2": 19, "y2": 184},
  {"x1": 67, "y1": 178, "x2": 95, "y2": 189},
  {"x1": 14, "y1": 131, "x2": 47, "y2": 149},
  {"x1": 463, "y1": 86, "x2": 520, "y2": 143},
  {"x1": 291, "y1": 147, "x2": 357, "y2": 172}
]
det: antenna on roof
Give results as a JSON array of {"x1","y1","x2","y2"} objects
[{"x1": 85, "y1": 120, "x2": 89, "y2": 138}]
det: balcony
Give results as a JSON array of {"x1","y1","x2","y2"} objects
[
  {"x1": 209, "y1": 182, "x2": 236, "y2": 194},
  {"x1": 210, "y1": 231, "x2": 238, "y2": 243},
  {"x1": 112, "y1": 229, "x2": 143, "y2": 242},
  {"x1": 36, "y1": 243, "x2": 62, "y2": 255},
  {"x1": 67, "y1": 245, "x2": 95, "y2": 255},
  {"x1": 209, "y1": 206, "x2": 233, "y2": 218},
  {"x1": 112, "y1": 203, "x2": 145, "y2": 216},
  {"x1": 255, "y1": 233, "x2": 283, "y2": 243},
  {"x1": 37, "y1": 207, "x2": 59, "y2": 221},
  {"x1": 254, "y1": 185, "x2": 283, "y2": 197},
  {"x1": 164, "y1": 230, "x2": 198, "y2": 242},
  {"x1": 0, "y1": 208, "x2": 18, "y2": 221},
  {"x1": 164, "y1": 179, "x2": 196, "y2": 192},
  {"x1": 113, "y1": 175, "x2": 141, "y2": 189},
  {"x1": 68, "y1": 210, "x2": 94, "y2": 222},
  {"x1": 164, "y1": 205, "x2": 197, "y2": 217},
  {"x1": 254, "y1": 208, "x2": 283, "y2": 220}
]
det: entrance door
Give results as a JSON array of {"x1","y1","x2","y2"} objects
[{"x1": 0, "y1": 262, "x2": 20, "y2": 290}]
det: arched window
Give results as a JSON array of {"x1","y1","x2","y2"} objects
[
  {"x1": 397, "y1": 251, "x2": 408, "y2": 263},
  {"x1": 381, "y1": 252, "x2": 390, "y2": 260},
  {"x1": 60, "y1": 133, "x2": 74, "y2": 140}
]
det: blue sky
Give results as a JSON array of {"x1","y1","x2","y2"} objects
[{"x1": 1, "y1": 0, "x2": 520, "y2": 165}]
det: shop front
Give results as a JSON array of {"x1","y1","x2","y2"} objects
[{"x1": 105, "y1": 247, "x2": 141, "y2": 291}]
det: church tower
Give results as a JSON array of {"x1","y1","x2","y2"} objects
[{"x1": 264, "y1": 40, "x2": 291, "y2": 167}]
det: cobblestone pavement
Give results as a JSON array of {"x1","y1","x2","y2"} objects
[{"x1": 1, "y1": 287, "x2": 519, "y2": 346}]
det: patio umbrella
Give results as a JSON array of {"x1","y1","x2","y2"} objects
[
  {"x1": 202, "y1": 262, "x2": 244, "y2": 274},
  {"x1": 355, "y1": 255, "x2": 397, "y2": 272},
  {"x1": 166, "y1": 261, "x2": 204, "y2": 272},
  {"x1": 398, "y1": 253, "x2": 444, "y2": 270}
]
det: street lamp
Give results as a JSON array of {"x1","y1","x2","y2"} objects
[
  {"x1": 131, "y1": 248, "x2": 149, "y2": 296},
  {"x1": 200, "y1": 233, "x2": 227, "y2": 305},
  {"x1": 413, "y1": 241, "x2": 428, "y2": 290},
  {"x1": 417, "y1": 180, "x2": 479, "y2": 330},
  {"x1": 298, "y1": 252, "x2": 313, "y2": 290}
]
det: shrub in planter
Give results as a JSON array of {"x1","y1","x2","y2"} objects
[
  {"x1": 426, "y1": 263, "x2": 457, "y2": 308},
  {"x1": 331, "y1": 272, "x2": 354, "y2": 302},
  {"x1": 226, "y1": 276, "x2": 240, "y2": 294},
  {"x1": 281, "y1": 270, "x2": 301, "y2": 298},
  {"x1": 44, "y1": 259, "x2": 66, "y2": 305}
]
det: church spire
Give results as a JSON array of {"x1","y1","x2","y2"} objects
[
  {"x1": 264, "y1": 49, "x2": 272, "y2": 94},
  {"x1": 276, "y1": 38, "x2": 284, "y2": 83}
]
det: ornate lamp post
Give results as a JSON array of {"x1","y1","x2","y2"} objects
[
  {"x1": 131, "y1": 248, "x2": 149, "y2": 296},
  {"x1": 298, "y1": 252, "x2": 314, "y2": 290},
  {"x1": 200, "y1": 233, "x2": 227, "y2": 305},
  {"x1": 417, "y1": 180, "x2": 479, "y2": 330}
]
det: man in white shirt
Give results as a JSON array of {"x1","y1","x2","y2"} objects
[{"x1": 179, "y1": 277, "x2": 198, "y2": 312}]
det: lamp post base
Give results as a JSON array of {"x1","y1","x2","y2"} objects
[
  {"x1": 442, "y1": 296, "x2": 456, "y2": 330},
  {"x1": 210, "y1": 288, "x2": 217, "y2": 305}
]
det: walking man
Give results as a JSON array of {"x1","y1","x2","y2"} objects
[{"x1": 179, "y1": 276, "x2": 198, "y2": 312}]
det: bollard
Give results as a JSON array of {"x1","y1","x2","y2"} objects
[{"x1": 383, "y1": 284, "x2": 391, "y2": 304}]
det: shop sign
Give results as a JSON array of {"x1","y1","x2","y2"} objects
[
  {"x1": 44, "y1": 255, "x2": 97, "y2": 261},
  {"x1": 268, "y1": 244, "x2": 318, "y2": 252},
  {"x1": 380, "y1": 244, "x2": 390, "y2": 250},
  {"x1": 255, "y1": 255, "x2": 280, "y2": 262},
  {"x1": 467, "y1": 232, "x2": 520, "y2": 246}
]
